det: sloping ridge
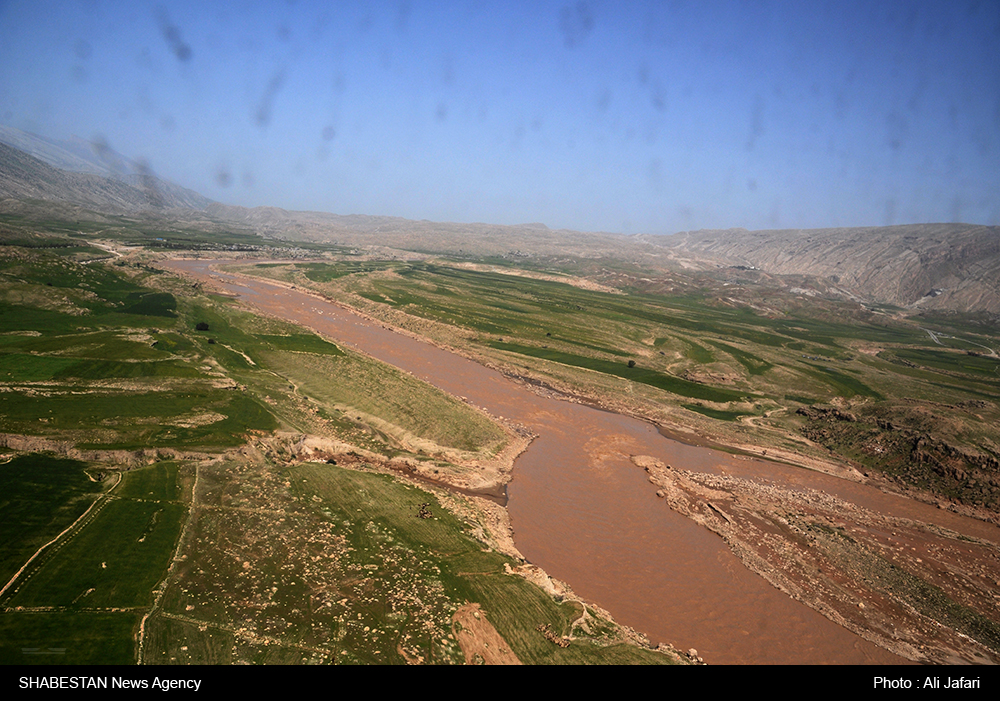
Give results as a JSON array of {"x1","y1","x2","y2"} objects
[
  {"x1": 654, "y1": 224, "x2": 1000, "y2": 313},
  {"x1": 203, "y1": 202, "x2": 629, "y2": 258},
  {"x1": 0, "y1": 140, "x2": 211, "y2": 212}
]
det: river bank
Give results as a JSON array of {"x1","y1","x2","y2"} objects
[{"x1": 162, "y1": 258, "x2": 999, "y2": 664}]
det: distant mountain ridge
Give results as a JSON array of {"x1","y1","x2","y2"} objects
[
  {"x1": 202, "y1": 202, "x2": 627, "y2": 258},
  {"x1": 646, "y1": 225, "x2": 1000, "y2": 313},
  {"x1": 0, "y1": 130, "x2": 997, "y2": 313}
]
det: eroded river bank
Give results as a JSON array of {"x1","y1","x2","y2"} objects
[{"x1": 165, "y1": 259, "x2": 1000, "y2": 665}]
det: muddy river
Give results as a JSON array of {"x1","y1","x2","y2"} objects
[{"x1": 166, "y1": 259, "x2": 996, "y2": 664}]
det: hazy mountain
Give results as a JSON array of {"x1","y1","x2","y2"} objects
[
  {"x1": 202, "y1": 202, "x2": 629, "y2": 258},
  {"x1": 643, "y1": 225, "x2": 1000, "y2": 313},
  {"x1": 0, "y1": 124, "x2": 123, "y2": 176},
  {"x1": 0, "y1": 139, "x2": 212, "y2": 212}
]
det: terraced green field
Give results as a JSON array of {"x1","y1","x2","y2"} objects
[{"x1": 0, "y1": 454, "x2": 110, "y2": 587}]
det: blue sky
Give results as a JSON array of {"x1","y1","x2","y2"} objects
[{"x1": 1, "y1": 0, "x2": 998, "y2": 234}]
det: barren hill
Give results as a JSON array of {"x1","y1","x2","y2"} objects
[
  {"x1": 0, "y1": 139, "x2": 211, "y2": 212},
  {"x1": 644, "y1": 225, "x2": 1000, "y2": 313},
  {"x1": 203, "y1": 202, "x2": 629, "y2": 258}
]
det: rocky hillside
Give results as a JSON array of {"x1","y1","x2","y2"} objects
[
  {"x1": 645, "y1": 225, "x2": 1000, "y2": 313},
  {"x1": 0, "y1": 140, "x2": 211, "y2": 212}
]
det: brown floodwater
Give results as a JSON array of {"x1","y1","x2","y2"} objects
[{"x1": 165, "y1": 259, "x2": 997, "y2": 664}]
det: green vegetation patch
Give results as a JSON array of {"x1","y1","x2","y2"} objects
[
  {"x1": 2, "y1": 386, "x2": 275, "y2": 449},
  {"x1": 263, "y1": 350, "x2": 503, "y2": 453},
  {"x1": 52, "y1": 357, "x2": 202, "y2": 380},
  {"x1": 0, "y1": 611, "x2": 140, "y2": 665},
  {"x1": 9, "y1": 329, "x2": 166, "y2": 360},
  {"x1": 0, "y1": 352, "x2": 78, "y2": 381},
  {"x1": 6, "y1": 499, "x2": 186, "y2": 609},
  {"x1": 705, "y1": 339, "x2": 773, "y2": 376},
  {"x1": 300, "y1": 261, "x2": 399, "y2": 282},
  {"x1": 892, "y1": 348, "x2": 1000, "y2": 379},
  {"x1": 0, "y1": 454, "x2": 108, "y2": 586},
  {"x1": 6, "y1": 466, "x2": 186, "y2": 609},
  {"x1": 114, "y1": 462, "x2": 184, "y2": 502},
  {"x1": 683, "y1": 404, "x2": 747, "y2": 421},
  {"x1": 117, "y1": 292, "x2": 177, "y2": 318},
  {"x1": 801, "y1": 363, "x2": 882, "y2": 399},
  {"x1": 678, "y1": 338, "x2": 714, "y2": 363},
  {"x1": 489, "y1": 341, "x2": 749, "y2": 403}
]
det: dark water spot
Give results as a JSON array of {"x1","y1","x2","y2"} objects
[
  {"x1": 746, "y1": 94, "x2": 764, "y2": 151},
  {"x1": 637, "y1": 64, "x2": 649, "y2": 85},
  {"x1": 256, "y1": 70, "x2": 286, "y2": 127},
  {"x1": 74, "y1": 39, "x2": 92, "y2": 60},
  {"x1": 950, "y1": 195, "x2": 964, "y2": 223},
  {"x1": 136, "y1": 158, "x2": 164, "y2": 207},
  {"x1": 157, "y1": 8, "x2": 192, "y2": 62},
  {"x1": 884, "y1": 198, "x2": 897, "y2": 226},
  {"x1": 559, "y1": 1, "x2": 594, "y2": 48},
  {"x1": 89, "y1": 135, "x2": 127, "y2": 174},
  {"x1": 650, "y1": 81, "x2": 666, "y2": 112},
  {"x1": 596, "y1": 88, "x2": 612, "y2": 112}
]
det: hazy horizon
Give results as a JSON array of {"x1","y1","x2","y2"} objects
[{"x1": 2, "y1": 0, "x2": 997, "y2": 234}]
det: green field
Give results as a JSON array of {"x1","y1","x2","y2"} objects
[
  {"x1": 0, "y1": 454, "x2": 110, "y2": 586},
  {"x1": 0, "y1": 462, "x2": 190, "y2": 664},
  {"x1": 489, "y1": 340, "x2": 749, "y2": 402},
  {"x1": 145, "y1": 459, "x2": 675, "y2": 665},
  {"x1": 244, "y1": 260, "x2": 997, "y2": 417},
  {"x1": 0, "y1": 611, "x2": 141, "y2": 665}
]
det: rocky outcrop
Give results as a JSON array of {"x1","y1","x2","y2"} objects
[{"x1": 796, "y1": 404, "x2": 1000, "y2": 514}]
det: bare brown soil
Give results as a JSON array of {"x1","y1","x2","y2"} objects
[
  {"x1": 452, "y1": 603, "x2": 521, "y2": 665},
  {"x1": 0, "y1": 432, "x2": 214, "y2": 467},
  {"x1": 163, "y1": 259, "x2": 1000, "y2": 665}
]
